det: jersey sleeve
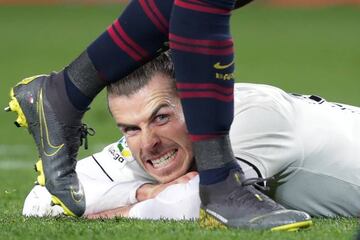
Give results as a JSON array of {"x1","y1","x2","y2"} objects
[
  {"x1": 82, "y1": 177, "x2": 151, "y2": 215},
  {"x1": 128, "y1": 176, "x2": 201, "y2": 220}
]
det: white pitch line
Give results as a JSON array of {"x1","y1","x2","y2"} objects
[
  {"x1": 0, "y1": 143, "x2": 109, "y2": 155},
  {"x1": 0, "y1": 143, "x2": 110, "y2": 170},
  {"x1": 0, "y1": 144, "x2": 32, "y2": 156},
  {"x1": 0, "y1": 160, "x2": 33, "y2": 170}
]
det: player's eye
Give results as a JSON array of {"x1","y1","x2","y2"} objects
[
  {"x1": 121, "y1": 126, "x2": 140, "y2": 137},
  {"x1": 154, "y1": 114, "x2": 169, "y2": 125}
]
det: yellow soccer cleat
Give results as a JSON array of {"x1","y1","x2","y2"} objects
[{"x1": 5, "y1": 73, "x2": 91, "y2": 217}]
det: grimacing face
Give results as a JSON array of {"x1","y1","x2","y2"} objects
[{"x1": 108, "y1": 73, "x2": 194, "y2": 183}]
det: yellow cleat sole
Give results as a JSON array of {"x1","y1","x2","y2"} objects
[
  {"x1": 51, "y1": 195, "x2": 77, "y2": 217},
  {"x1": 270, "y1": 220, "x2": 313, "y2": 232},
  {"x1": 34, "y1": 160, "x2": 46, "y2": 186},
  {"x1": 200, "y1": 208, "x2": 313, "y2": 231},
  {"x1": 35, "y1": 160, "x2": 77, "y2": 217},
  {"x1": 8, "y1": 88, "x2": 28, "y2": 128},
  {"x1": 5, "y1": 75, "x2": 47, "y2": 128},
  {"x1": 199, "y1": 208, "x2": 227, "y2": 230}
]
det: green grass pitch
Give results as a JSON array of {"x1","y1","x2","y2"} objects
[{"x1": 0, "y1": 3, "x2": 359, "y2": 239}]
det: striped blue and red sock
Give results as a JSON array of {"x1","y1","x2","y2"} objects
[{"x1": 170, "y1": 0, "x2": 240, "y2": 184}]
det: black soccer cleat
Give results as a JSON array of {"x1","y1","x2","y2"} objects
[
  {"x1": 199, "y1": 169, "x2": 312, "y2": 231},
  {"x1": 5, "y1": 74, "x2": 88, "y2": 217}
]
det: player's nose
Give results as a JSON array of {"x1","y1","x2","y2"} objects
[{"x1": 140, "y1": 128, "x2": 160, "y2": 153}]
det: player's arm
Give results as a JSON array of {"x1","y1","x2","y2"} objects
[
  {"x1": 129, "y1": 173, "x2": 200, "y2": 220},
  {"x1": 85, "y1": 172, "x2": 199, "y2": 219},
  {"x1": 86, "y1": 205, "x2": 133, "y2": 219},
  {"x1": 136, "y1": 171, "x2": 198, "y2": 201}
]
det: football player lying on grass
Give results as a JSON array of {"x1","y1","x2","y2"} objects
[{"x1": 23, "y1": 52, "x2": 360, "y2": 219}]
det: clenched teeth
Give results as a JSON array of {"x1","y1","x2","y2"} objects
[{"x1": 151, "y1": 150, "x2": 177, "y2": 168}]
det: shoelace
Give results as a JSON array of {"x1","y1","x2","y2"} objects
[
  {"x1": 80, "y1": 123, "x2": 95, "y2": 150},
  {"x1": 241, "y1": 176, "x2": 274, "y2": 192}
]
